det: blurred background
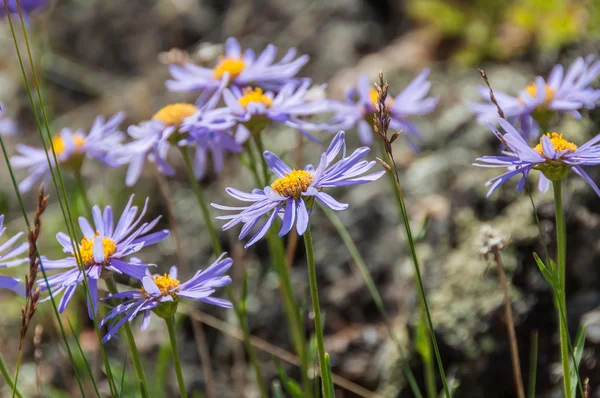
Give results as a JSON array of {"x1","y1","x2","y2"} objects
[{"x1": 1, "y1": 0, "x2": 600, "y2": 397}]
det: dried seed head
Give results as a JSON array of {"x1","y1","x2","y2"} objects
[
  {"x1": 376, "y1": 157, "x2": 392, "y2": 172},
  {"x1": 478, "y1": 225, "x2": 510, "y2": 259}
]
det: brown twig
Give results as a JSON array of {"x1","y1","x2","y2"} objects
[
  {"x1": 33, "y1": 324, "x2": 44, "y2": 396},
  {"x1": 479, "y1": 226, "x2": 525, "y2": 398},
  {"x1": 19, "y1": 186, "x2": 47, "y2": 349},
  {"x1": 478, "y1": 69, "x2": 505, "y2": 119}
]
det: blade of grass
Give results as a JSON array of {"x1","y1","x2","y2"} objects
[
  {"x1": 0, "y1": 353, "x2": 24, "y2": 398},
  {"x1": 6, "y1": 2, "x2": 118, "y2": 394},
  {"x1": 528, "y1": 330, "x2": 538, "y2": 398},
  {"x1": 68, "y1": 319, "x2": 100, "y2": 397}
]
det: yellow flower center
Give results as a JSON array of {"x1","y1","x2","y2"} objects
[
  {"x1": 213, "y1": 57, "x2": 246, "y2": 79},
  {"x1": 523, "y1": 82, "x2": 555, "y2": 105},
  {"x1": 152, "y1": 103, "x2": 198, "y2": 126},
  {"x1": 533, "y1": 132, "x2": 578, "y2": 156},
  {"x1": 141, "y1": 274, "x2": 181, "y2": 298},
  {"x1": 238, "y1": 87, "x2": 273, "y2": 109},
  {"x1": 270, "y1": 170, "x2": 313, "y2": 198},
  {"x1": 79, "y1": 232, "x2": 117, "y2": 266},
  {"x1": 369, "y1": 88, "x2": 394, "y2": 108},
  {"x1": 51, "y1": 134, "x2": 85, "y2": 156}
]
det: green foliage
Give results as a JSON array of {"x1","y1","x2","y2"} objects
[{"x1": 407, "y1": 0, "x2": 599, "y2": 65}]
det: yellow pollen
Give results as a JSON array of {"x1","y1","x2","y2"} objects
[
  {"x1": 369, "y1": 88, "x2": 394, "y2": 108},
  {"x1": 152, "y1": 103, "x2": 198, "y2": 126},
  {"x1": 533, "y1": 132, "x2": 578, "y2": 156},
  {"x1": 524, "y1": 82, "x2": 555, "y2": 105},
  {"x1": 141, "y1": 274, "x2": 180, "y2": 298},
  {"x1": 270, "y1": 170, "x2": 313, "y2": 198},
  {"x1": 237, "y1": 87, "x2": 273, "y2": 109},
  {"x1": 213, "y1": 57, "x2": 246, "y2": 79},
  {"x1": 78, "y1": 232, "x2": 116, "y2": 266},
  {"x1": 51, "y1": 134, "x2": 85, "y2": 156}
]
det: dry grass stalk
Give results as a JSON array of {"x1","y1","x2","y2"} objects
[
  {"x1": 19, "y1": 186, "x2": 48, "y2": 350},
  {"x1": 479, "y1": 226, "x2": 526, "y2": 398},
  {"x1": 34, "y1": 324, "x2": 44, "y2": 395}
]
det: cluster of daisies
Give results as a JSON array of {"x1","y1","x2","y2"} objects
[
  {"x1": 0, "y1": 37, "x2": 433, "y2": 340},
  {"x1": 471, "y1": 55, "x2": 600, "y2": 196}
]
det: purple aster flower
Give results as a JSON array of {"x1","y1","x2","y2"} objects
[
  {"x1": 11, "y1": 112, "x2": 125, "y2": 193},
  {"x1": 0, "y1": 103, "x2": 18, "y2": 137},
  {"x1": 37, "y1": 195, "x2": 170, "y2": 317},
  {"x1": 471, "y1": 56, "x2": 600, "y2": 140},
  {"x1": 99, "y1": 254, "x2": 232, "y2": 342},
  {"x1": 329, "y1": 70, "x2": 438, "y2": 147},
  {"x1": 202, "y1": 80, "x2": 337, "y2": 143},
  {"x1": 0, "y1": 215, "x2": 28, "y2": 296},
  {"x1": 0, "y1": 0, "x2": 47, "y2": 18},
  {"x1": 118, "y1": 82, "x2": 231, "y2": 185},
  {"x1": 166, "y1": 37, "x2": 308, "y2": 98},
  {"x1": 212, "y1": 131, "x2": 386, "y2": 247},
  {"x1": 474, "y1": 118, "x2": 600, "y2": 197}
]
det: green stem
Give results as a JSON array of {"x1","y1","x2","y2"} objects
[
  {"x1": 320, "y1": 204, "x2": 423, "y2": 398},
  {"x1": 165, "y1": 316, "x2": 188, "y2": 398},
  {"x1": 303, "y1": 224, "x2": 330, "y2": 398},
  {"x1": 0, "y1": 354, "x2": 24, "y2": 398},
  {"x1": 179, "y1": 147, "x2": 222, "y2": 253},
  {"x1": 248, "y1": 141, "x2": 311, "y2": 396},
  {"x1": 10, "y1": 354, "x2": 21, "y2": 398},
  {"x1": 383, "y1": 148, "x2": 450, "y2": 398},
  {"x1": 553, "y1": 181, "x2": 572, "y2": 398},
  {"x1": 106, "y1": 277, "x2": 150, "y2": 398},
  {"x1": 179, "y1": 147, "x2": 267, "y2": 398}
]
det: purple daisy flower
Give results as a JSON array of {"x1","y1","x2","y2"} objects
[
  {"x1": 0, "y1": 103, "x2": 18, "y2": 137},
  {"x1": 11, "y1": 112, "x2": 125, "y2": 192},
  {"x1": 166, "y1": 37, "x2": 308, "y2": 97},
  {"x1": 118, "y1": 82, "x2": 228, "y2": 185},
  {"x1": 99, "y1": 254, "x2": 232, "y2": 343},
  {"x1": 203, "y1": 80, "x2": 337, "y2": 143},
  {"x1": 37, "y1": 195, "x2": 170, "y2": 317},
  {"x1": 474, "y1": 118, "x2": 600, "y2": 197},
  {"x1": 329, "y1": 70, "x2": 438, "y2": 147},
  {"x1": 212, "y1": 131, "x2": 386, "y2": 247},
  {"x1": 0, "y1": 215, "x2": 28, "y2": 296},
  {"x1": 471, "y1": 56, "x2": 600, "y2": 140}
]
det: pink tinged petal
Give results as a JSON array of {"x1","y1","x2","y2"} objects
[
  {"x1": 235, "y1": 124, "x2": 250, "y2": 144},
  {"x1": 225, "y1": 187, "x2": 266, "y2": 202},
  {"x1": 316, "y1": 192, "x2": 348, "y2": 211},
  {"x1": 201, "y1": 297, "x2": 233, "y2": 308},
  {"x1": 296, "y1": 200, "x2": 309, "y2": 235},
  {"x1": 59, "y1": 284, "x2": 78, "y2": 313},
  {"x1": 110, "y1": 259, "x2": 148, "y2": 280},
  {"x1": 357, "y1": 121, "x2": 373, "y2": 146},
  {"x1": 177, "y1": 289, "x2": 215, "y2": 300},
  {"x1": 238, "y1": 217, "x2": 260, "y2": 240},
  {"x1": 538, "y1": 174, "x2": 551, "y2": 193},
  {"x1": 142, "y1": 276, "x2": 161, "y2": 297},
  {"x1": 92, "y1": 206, "x2": 105, "y2": 235},
  {"x1": 79, "y1": 216, "x2": 95, "y2": 237},
  {"x1": 541, "y1": 135, "x2": 556, "y2": 159},
  {"x1": 263, "y1": 151, "x2": 292, "y2": 178},
  {"x1": 573, "y1": 166, "x2": 600, "y2": 197},
  {"x1": 245, "y1": 207, "x2": 280, "y2": 248},
  {"x1": 87, "y1": 278, "x2": 98, "y2": 319},
  {"x1": 169, "y1": 266, "x2": 178, "y2": 279},
  {"x1": 140, "y1": 310, "x2": 152, "y2": 331},
  {"x1": 279, "y1": 198, "x2": 296, "y2": 237},
  {"x1": 225, "y1": 37, "x2": 241, "y2": 58},
  {"x1": 131, "y1": 229, "x2": 170, "y2": 247},
  {"x1": 93, "y1": 236, "x2": 105, "y2": 264},
  {"x1": 0, "y1": 276, "x2": 25, "y2": 296}
]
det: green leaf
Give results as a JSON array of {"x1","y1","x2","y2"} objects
[
  {"x1": 569, "y1": 325, "x2": 586, "y2": 397},
  {"x1": 273, "y1": 358, "x2": 304, "y2": 398},
  {"x1": 324, "y1": 353, "x2": 336, "y2": 398},
  {"x1": 533, "y1": 252, "x2": 556, "y2": 287},
  {"x1": 438, "y1": 377, "x2": 459, "y2": 398},
  {"x1": 272, "y1": 381, "x2": 285, "y2": 398}
]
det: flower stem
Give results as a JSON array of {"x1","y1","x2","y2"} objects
[
  {"x1": 179, "y1": 147, "x2": 267, "y2": 398},
  {"x1": 106, "y1": 277, "x2": 150, "y2": 398},
  {"x1": 166, "y1": 316, "x2": 188, "y2": 398},
  {"x1": 382, "y1": 146, "x2": 450, "y2": 398},
  {"x1": 180, "y1": 147, "x2": 222, "y2": 253},
  {"x1": 0, "y1": 354, "x2": 24, "y2": 398},
  {"x1": 303, "y1": 224, "x2": 330, "y2": 398},
  {"x1": 73, "y1": 170, "x2": 93, "y2": 218},
  {"x1": 552, "y1": 181, "x2": 572, "y2": 398}
]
